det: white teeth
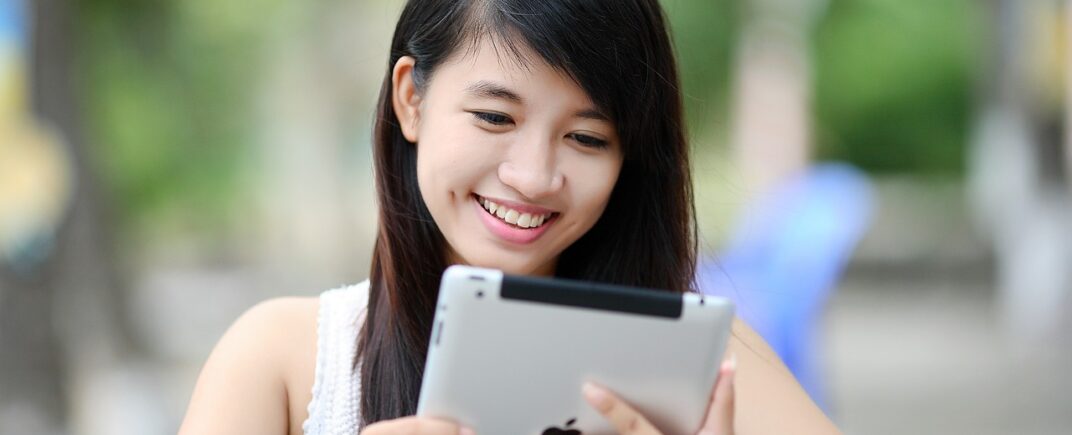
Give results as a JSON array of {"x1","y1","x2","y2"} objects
[
  {"x1": 479, "y1": 197, "x2": 552, "y2": 228},
  {"x1": 504, "y1": 209, "x2": 520, "y2": 224}
]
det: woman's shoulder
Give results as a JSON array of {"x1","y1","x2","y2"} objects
[
  {"x1": 221, "y1": 281, "x2": 370, "y2": 434},
  {"x1": 243, "y1": 280, "x2": 369, "y2": 357},
  {"x1": 728, "y1": 318, "x2": 842, "y2": 434},
  {"x1": 179, "y1": 281, "x2": 371, "y2": 435},
  {"x1": 728, "y1": 317, "x2": 791, "y2": 373},
  {"x1": 179, "y1": 295, "x2": 319, "y2": 434},
  {"x1": 228, "y1": 294, "x2": 322, "y2": 387},
  {"x1": 257, "y1": 297, "x2": 322, "y2": 435}
]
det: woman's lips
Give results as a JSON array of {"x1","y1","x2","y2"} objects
[
  {"x1": 477, "y1": 194, "x2": 558, "y2": 216},
  {"x1": 472, "y1": 194, "x2": 557, "y2": 244}
]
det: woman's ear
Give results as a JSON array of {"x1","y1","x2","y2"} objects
[{"x1": 392, "y1": 56, "x2": 421, "y2": 143}]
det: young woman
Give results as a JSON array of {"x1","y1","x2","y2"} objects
[{"x1": 179, "y1": 1, "x2": 840, "y2": 434}]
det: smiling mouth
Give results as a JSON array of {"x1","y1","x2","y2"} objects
[{"x1": 473, "y1": 194, "x2": 558, "y2": 229}]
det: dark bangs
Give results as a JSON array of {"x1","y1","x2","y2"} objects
[{"x1": 453, "y1": 0, "x2": 681, "y2": 168}]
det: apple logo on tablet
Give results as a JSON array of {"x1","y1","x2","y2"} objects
[{"x1": 542, "y1": 418, "x2": 581, "y2": 435}]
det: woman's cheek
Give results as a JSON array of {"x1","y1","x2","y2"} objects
[{"x1": 571, "y1": 155, "x2": 621, "y2": 204}]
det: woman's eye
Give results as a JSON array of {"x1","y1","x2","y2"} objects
[
  {"x1": 471, "y1": 111, "x2": 513, "y2": 126},
  {"x1": 568, "y1": 133, "x2": 609, "y2": 149}
]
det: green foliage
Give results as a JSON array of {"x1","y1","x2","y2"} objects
[
  {"x1": 661, "y1": 0, "x2": 741, "y2": 143},
  {"x1": 78, "y1": 0, "x2": 278, "y2": 236},
  {"x1": 813, "y1": 0, "x2": 982, "y2": 175}
]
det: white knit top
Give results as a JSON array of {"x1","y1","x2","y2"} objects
[{"x1": 302, "y1": 280, "x2": 370, "y2": 435}]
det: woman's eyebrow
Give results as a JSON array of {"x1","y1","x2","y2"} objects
[
  {"x1": 574, "y1": 108, "x2": 609, "y2": 122},
  {"x1": 465, "y1": 80, "x2": 522, "y2": 103}
]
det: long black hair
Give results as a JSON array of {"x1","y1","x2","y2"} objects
[{"x1": 360, "y1": 0, "x2": 696, "y2": 424}]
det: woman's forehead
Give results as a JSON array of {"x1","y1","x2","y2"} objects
[{"x1": 435, "y1": 38, "x2": 601, "y2": 111}]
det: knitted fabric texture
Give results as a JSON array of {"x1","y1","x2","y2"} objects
[{"x1": 302, "y1": 281, "x2": 369, "y2": 435}]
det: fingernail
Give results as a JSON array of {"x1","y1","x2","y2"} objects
[
  {"x1": 460, "y1": 426, "x2": 475, "y2": 435},
  {"x1": 721, "y1": 352, "x2": 737, "y2": 372},
  {"x1": 582, "y1": 382, "x2": 611, "y2": 411}
]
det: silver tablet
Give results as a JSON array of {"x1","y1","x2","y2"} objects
[{"x1": 416, "y1": 265, "x2": 735, "y2": 435}]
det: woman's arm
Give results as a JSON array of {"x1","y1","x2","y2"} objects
[
  {"x1": 729, "y1": 318, "x2": 841, "y2": 434},
  {"x1": 585, "y1": 317, "x2": 840, "y2": 435},
  {"x1": 583, "y1": 315, "x2": 840, "y2": 435},
  {"x1": 178, "y1": 297, "x2": 316, "y2": 435}
]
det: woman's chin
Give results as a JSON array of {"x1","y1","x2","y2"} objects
[{"x1": 452, "y1": 251, "x2": 552, "y2": 276}]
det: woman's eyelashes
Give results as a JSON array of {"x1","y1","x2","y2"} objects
[
  {"x1": 567, "y1": 132, "x2": 609, "y2": 149},
  {"x1": 470, "y1": 111, "x2": 513, "y2": 126},
  {"x1": 469, "y1": 111, "x2": 610, "y2": 150}
]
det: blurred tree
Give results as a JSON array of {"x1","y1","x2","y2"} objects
[
  {"x1": 728, "y1": 0, "x2": 824, "y2": 197},
  {"x1": 1, "y1": 0, "x2": 126, "y2": 433},
  {"x1": 969, "y1": 0, "x2": 1070, "y2": 345},
  {"x1": 812, "y1": 0, "x2": 981, "y2": 175},
  {"x1": 78, "y1": 0, "x2": 275, "y2": 246},
  {"x1": 661, "y1": 0, "x2": 741, "y2": 144}
]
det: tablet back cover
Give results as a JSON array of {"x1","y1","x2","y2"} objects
[{"x1": 417, "y1": 266, "x2": 734, "y2": 435}]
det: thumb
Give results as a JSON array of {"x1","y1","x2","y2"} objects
[{"x1": 698, "y1": 352, "x2": 736, "y2": 435}]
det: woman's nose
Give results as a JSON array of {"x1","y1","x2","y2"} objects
[{"x1": 497, "y1": 135, "x2": 564, "y2": 199}]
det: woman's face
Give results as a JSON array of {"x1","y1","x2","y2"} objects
[{"x1": 392, "y1": 39, "x2": 623, "y2": 276}]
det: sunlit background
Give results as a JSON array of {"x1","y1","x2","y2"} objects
[{"x1": 1, "y1": 0, "x2": 1070, "y2": 434}]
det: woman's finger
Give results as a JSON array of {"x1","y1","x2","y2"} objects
[
  {"x1": 697, "y1": 353, "x2": 736, "y2": 435},
  {"x1": 583, "y1": 382, "x2": 662, "y2": 434},
  {"x1": 361, "y1": 416, "x2": 474, "y2": 435}
]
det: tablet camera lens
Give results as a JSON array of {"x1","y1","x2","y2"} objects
[{"x1": 476, "y1": 290, "x2": 484, "y2": 299}]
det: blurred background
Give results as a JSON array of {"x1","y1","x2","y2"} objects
[{"x1": 0, "y1": 0, "x2": 1069, "y2": 433}]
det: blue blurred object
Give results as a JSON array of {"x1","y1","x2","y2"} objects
[
  {"x1": 697, "y1": 162, "x2": 874, "y2": 411},
  {"x1": 1, "y1": 0, "x2": 26, "y2": 47}
]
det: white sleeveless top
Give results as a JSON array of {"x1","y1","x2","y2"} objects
[{"x1": 302, "y1": 280, "x2": 370, "y2": 435}]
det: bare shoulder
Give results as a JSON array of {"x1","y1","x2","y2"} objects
[
  {"x1": 728, "y1": 317, "x2": 842, "y2": 435},
  {"x1": 179, "y1": 296, "x2": 320, "y2": 435}
]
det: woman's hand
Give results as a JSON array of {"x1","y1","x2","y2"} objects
[
  {"x1": 584, "y1": 354, "x2": 737, "y2": 435},
  {"x1": 361, "y1": 417, "x2": 475, "y2": 435}
]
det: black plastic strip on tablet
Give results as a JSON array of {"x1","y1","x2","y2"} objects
[{"x1": 500, "y1": 275, "x2": 682, "y2": 319}]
